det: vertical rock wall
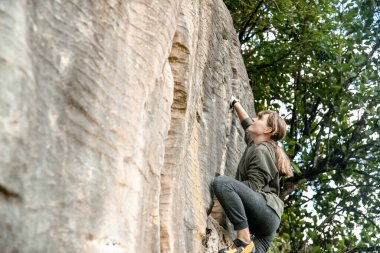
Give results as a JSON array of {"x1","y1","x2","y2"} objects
[{"x1": 0, "y1": 0, "x2": 254, "y2": 252}]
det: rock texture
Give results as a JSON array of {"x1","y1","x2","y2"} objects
[{"x1": 0, "y1": 0, "x2": 254, "y2": 252}]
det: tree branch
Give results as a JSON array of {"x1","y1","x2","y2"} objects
[
  {"x1": 250, "y1": 50, "x2": 292, "y2": 69},
  {"x1": 345, "y1": 246, "x2": 380, "y2": 253},
  {"x1": 353, "y1": 169, "x2": 380, "y2": 182},
  {"x1": 349, "y1": 209, "x2": 380, "y2": 231},
  {"x1": 238, "y1": 0, "x2": 265, "y2": 44},
  {"x1": 343, "y1": 35, "x2": 380, "y2": 89}
]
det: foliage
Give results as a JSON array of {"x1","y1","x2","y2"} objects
[{"x1": 224, "y1": 0, "x2": 380, "y2": 252}]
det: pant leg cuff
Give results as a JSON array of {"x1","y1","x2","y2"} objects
[{"x1": 234, "y1": 221, "x2": 248, "y2": 230}]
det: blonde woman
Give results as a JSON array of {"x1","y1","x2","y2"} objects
[{"x1": 214, "y1": 97, "x2": 293, "y2": 253}]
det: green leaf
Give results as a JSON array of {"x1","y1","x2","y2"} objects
[{"x1": 291, "y1": 161, "x2": 302, "y2": 174}]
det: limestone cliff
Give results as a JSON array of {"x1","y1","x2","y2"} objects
[{"x1": 0, "y1": 0, "x2": 254, "y2": 252}]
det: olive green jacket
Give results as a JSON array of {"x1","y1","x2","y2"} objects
[{"x1": 235, "y1": 118, "x2": 284, "y2": 219}]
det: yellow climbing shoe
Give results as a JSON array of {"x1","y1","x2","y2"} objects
[{"x1": 218, "y1": 238, "x2": 255, "y2": 253}]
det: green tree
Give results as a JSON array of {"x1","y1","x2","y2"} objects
[{"x1": 224, "y1": 0, "x2": 380, "y2": 252}]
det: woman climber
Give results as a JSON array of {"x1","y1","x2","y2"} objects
[{"x1": 213, "y1": 96, "x2": 293, "y2": 253}]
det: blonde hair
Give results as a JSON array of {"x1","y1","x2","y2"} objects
[{"x1": 257, "y1": 110, "x2": 294, "y2": 178}]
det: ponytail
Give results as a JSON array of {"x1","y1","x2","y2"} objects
[{"x1": 267, "y1": 140, "x2": 293, "y2": 178}]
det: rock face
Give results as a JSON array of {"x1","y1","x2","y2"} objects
[{"x1": 0, "y1": 0, "x2": 254, "y2": 252}]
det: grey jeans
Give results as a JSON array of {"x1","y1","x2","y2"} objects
[{"x1": 213, "y1": 175, "x2": 281, "y2": 253}]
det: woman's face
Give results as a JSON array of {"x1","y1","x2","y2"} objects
[{"x1": 248, "y1": 114, "x2": 272, "y2": 137}]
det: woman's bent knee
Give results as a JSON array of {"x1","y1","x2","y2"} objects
[
  {"x1": 213, "y1": 175, "x2": 227, "y2": 186},
  {"x1": 213, "y1": 175, "x2": 232, "y2": 192}
]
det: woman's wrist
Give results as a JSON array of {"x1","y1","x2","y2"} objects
[{"x1": 234, "y1": 102, "x2": 250, "y2": 122}]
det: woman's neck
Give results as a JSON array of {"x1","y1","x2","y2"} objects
[{"x1": 252, "y1": 134, "x2": 271, "y2": 145}]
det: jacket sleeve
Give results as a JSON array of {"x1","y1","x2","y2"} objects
[
  {"x1": 242, "y1": 148, "x2": 274, "y2": 191},
  {"x1": 241, "y1": 118, "x2": 253, "y2": 145}
]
